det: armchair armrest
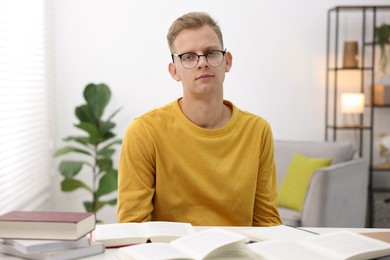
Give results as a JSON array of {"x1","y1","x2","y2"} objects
[{"x1": 301, "y1": 158, "x2": 369, "y2": 227}]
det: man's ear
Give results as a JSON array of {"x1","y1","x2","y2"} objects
[
  {"x1": 224, "y1": 51, "x2": 233, "y2": 73},
  {"x1": 168, "y1": 63, "x2": 181, "y2": 81}
]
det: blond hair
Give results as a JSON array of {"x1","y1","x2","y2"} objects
[{"x1": 167, "y1": 12, "x2": 223, "y2": 52}]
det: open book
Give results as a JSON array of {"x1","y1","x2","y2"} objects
[
  {"x1": 245, "y1": 225, "x2": 317, "y2": 242},
  {"x1": 247, "y1": 230, "x2": 390, "y2": 260},
  {"x1": 116, "y1": 228, "x2": 252, "y2": 260},
  {"x1": 92, "y1": 221, "x2": 195, "y2": 247}
]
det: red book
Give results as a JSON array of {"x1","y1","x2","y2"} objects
[{"x1": 0, "y1": 211, "x2": 96, "y2": 240}]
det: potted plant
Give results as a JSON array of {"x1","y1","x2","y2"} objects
[
  {"x1": 375, "y1": 23, "x2": 390, "y2": 73},
  {"x1": 54, "y1": 83, "x2": 122, "y2": 215}
]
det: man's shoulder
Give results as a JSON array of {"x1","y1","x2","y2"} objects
[
  {"x1": 136, "y1": 100, "x2": 177, "y2": 121},
  {"x1": 126, "y1": 101, "x2": 178, "y2": 135},
  {"x1": 231, "y1": 103, "x2": 270, "y2": 127}
]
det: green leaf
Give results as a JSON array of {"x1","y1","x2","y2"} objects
[
  {"x1": 98, "y1": 148, "x2": 115, "y2": 158},
  {"x1": 375, "y1": 24, "x2": 390, "y2": 72},
  {"x1": 53, "y1": 146, "x2": 91, "y2": 157},
  {"x1": 58, "y1": 161, "x2": 84, "y2": 178},
  {"x1": 83, "y1": 201, "x2": 93, "y2": 212},
  {"x1": 97, "y1": 158, "x2": 113, "y2": 172},
  {"x1": 84, "y1": 83, "x2": 111, "y2": 120},
  {"x1": 107, "y1": 107, "x2": 122, "y2": 122},
  {"x1": 104, "y1": 198, "x2": 117, "y2": 205},
  {"x1": 102, "y1": 132, "x2": 115, "y2": 141},
  {"x1": 99, "y1": 121, "x2": 116, "y2": 135},
  {"x1": 98, "y1": 139, "x2": 122, "y2": 157},
  {"x1": 84, "y1": 200, "x2": 105, "y2": 213},
  {"x1": 73, "y1": 136, "x2": 99, "y2": 146},
  {"x1": 75, "y1": 104, "x2": 96, "y2": 124},
  {"x1": 96, "y1": 169, "x2": 118, "y2": 198},
  {"x1": 61, "y1": 179, "x2": 92, "y2": 192},
  {"x1": 75, "y1": 122, "x2": 101, "y2": 140},
  {"x1": 100, "y1": 140, "x2": 122, "y2": 151},
  {"x1": 63, "y1": 136, "x2": 91, "y2": 146}
]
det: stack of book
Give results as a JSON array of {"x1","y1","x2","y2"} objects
[{"x1": 0, "y1": 210, "x2": 104, "y2": 260}]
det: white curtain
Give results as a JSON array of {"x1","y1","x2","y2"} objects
[{"x1": 0, "y1": 0, "x2": 54, "y2": 213}]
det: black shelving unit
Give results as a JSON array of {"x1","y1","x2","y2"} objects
[{"x1": 325, "y1": 6, "x2": 390, "y2": 227}]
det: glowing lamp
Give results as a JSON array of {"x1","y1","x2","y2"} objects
[{"x1": 341, "y1": 93, "x2": 365, "y2": 114}]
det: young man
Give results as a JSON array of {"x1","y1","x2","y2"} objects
[{"x1": 117, "y1": 12, "x2": 281, "y2": 226}]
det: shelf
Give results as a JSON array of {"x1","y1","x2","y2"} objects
[
  {"x1": 329, "y1": 6, "x2": 390, "y2": 12},
  {"x1": 372, "y1": 163, "x2": 390, "y2": 171},
  {"x1": 372, "y1": 187, "x2": 390, "y2": 193},
  {"x1": 327, "y1": 67, "x2": 373, "y2": 71},
  {"x1": 325, "y1": 5, "x2": 390, "y2": 227},
  {"x1": 372, "y1": 104, "x2": 390, "y2": 108},
  {"x1": 326, "y1": 125, "x2": 372, "y2": 130},
  {"x1": 364, "y1": 42, "x2": 390, "y2": 46}
]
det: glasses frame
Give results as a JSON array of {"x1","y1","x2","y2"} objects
[{"x1": 171, "y1": 49, "x2": 227, "y2": 69}]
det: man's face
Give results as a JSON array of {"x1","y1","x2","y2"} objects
[{"x1": 168, "y1": 25, "x2": 232, "y2": 98}]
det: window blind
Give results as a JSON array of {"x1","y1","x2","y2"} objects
[{"x1": 0, "y1": 0, "x2": 54, "y2": 214}]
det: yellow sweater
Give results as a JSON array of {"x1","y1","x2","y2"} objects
[{"x1": 118, "y1": 99, "x2": 281, "y2": 226}]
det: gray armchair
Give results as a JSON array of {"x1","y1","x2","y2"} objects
[{"x1": 274, "y1": 140, "x2": 369, "y2": 227}]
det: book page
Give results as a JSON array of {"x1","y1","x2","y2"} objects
[
  {"x1": 245, "y1": 225, "x2": 317, "y2": 241},
  {"x1": 93, "y1": 223, "x2": 147, "y2": 246},
  {"x1": 117, "y1": 243, "x2": 192, "y2": 260},
  {"x1": 247, "y1": 240, "x2": 332, "y2": 260},
  {"x1": 170, "y1": 228, "x2": 247, "y2": 259},
  {"x1": 142, "y1": 221, "x2": 195, "y2": 242},
  {"x1": 300, "y1": 231, "x2": 390, "y2": 260}
]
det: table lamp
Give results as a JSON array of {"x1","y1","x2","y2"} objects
[{"x1": 341, "y1": 93, "x2": 365, "y2": 126}]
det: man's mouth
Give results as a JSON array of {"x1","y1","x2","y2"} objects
[{"x1": 195, "y1": 74, "x2": 214, "y2": 80}]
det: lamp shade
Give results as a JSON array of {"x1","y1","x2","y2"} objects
[{"x1": 341, "y1": 93, "x2": 365, "y2": 113}]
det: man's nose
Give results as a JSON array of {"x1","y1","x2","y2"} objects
[{"x1": 197, "y1": 55, "x2": 208, "y2": 67}]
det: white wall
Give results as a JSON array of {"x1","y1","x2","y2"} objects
[{"x1": 53, "y1": 0, "x2": 390, "y2": 223}]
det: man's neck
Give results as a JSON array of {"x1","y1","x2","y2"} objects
[{"x1": 179, "y1": 96, "x2": 232, "y2": 129}]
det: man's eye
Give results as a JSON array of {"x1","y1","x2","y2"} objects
[
  {"x1": 207, "y1": 51, "x2": 219, "y2": 58},
  {"x1": 182, "y1": 53, "x2": 196, "y2": 62}
]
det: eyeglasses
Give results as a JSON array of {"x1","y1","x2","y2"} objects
[{"x1": 171, "y1": 49, "x2": 226, "y2": 69}]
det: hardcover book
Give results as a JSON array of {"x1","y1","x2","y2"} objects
[
  {"x1": 2, "y1": 235, "x2": 90, "y2": 254},
  {"x1": 0, "y1": 241, "x2": 104, "y2": 260},
  {"x1": 0, "y1": 211, "x2": 96, "y2": 240}
]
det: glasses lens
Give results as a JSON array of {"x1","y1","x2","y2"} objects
[
  {"x1": 181, "y1": 53, "x2": 198, "y2": 69},
  {"x1": 206, "y1": 51, "x2": 224, "y2": 67},
  {"x1": 178, "y1": 50, "x2": 225, "y2": 69}
]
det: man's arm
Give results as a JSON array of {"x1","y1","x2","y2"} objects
[
  {"x1": 117, "y1": 119, "x2": 156, "y2": 223},
  {"x1": 253, "y1": 123, "x2": 282, "y2": 226}
]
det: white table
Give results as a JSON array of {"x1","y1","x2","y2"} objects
[{"x1": 1, "y1": 227, "x2": 390, "y2": 259}]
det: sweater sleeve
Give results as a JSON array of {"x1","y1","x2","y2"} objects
[
  {"x1": 117, "y1": 119, "x2": 156, "y2": 223},
  {"x1": 253, "y1": 122, "x2": 282, "y2": 226}
]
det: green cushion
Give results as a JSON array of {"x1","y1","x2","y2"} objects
[{"x1": 278, "y1": 153, "x2": 332, "y2": 212}]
